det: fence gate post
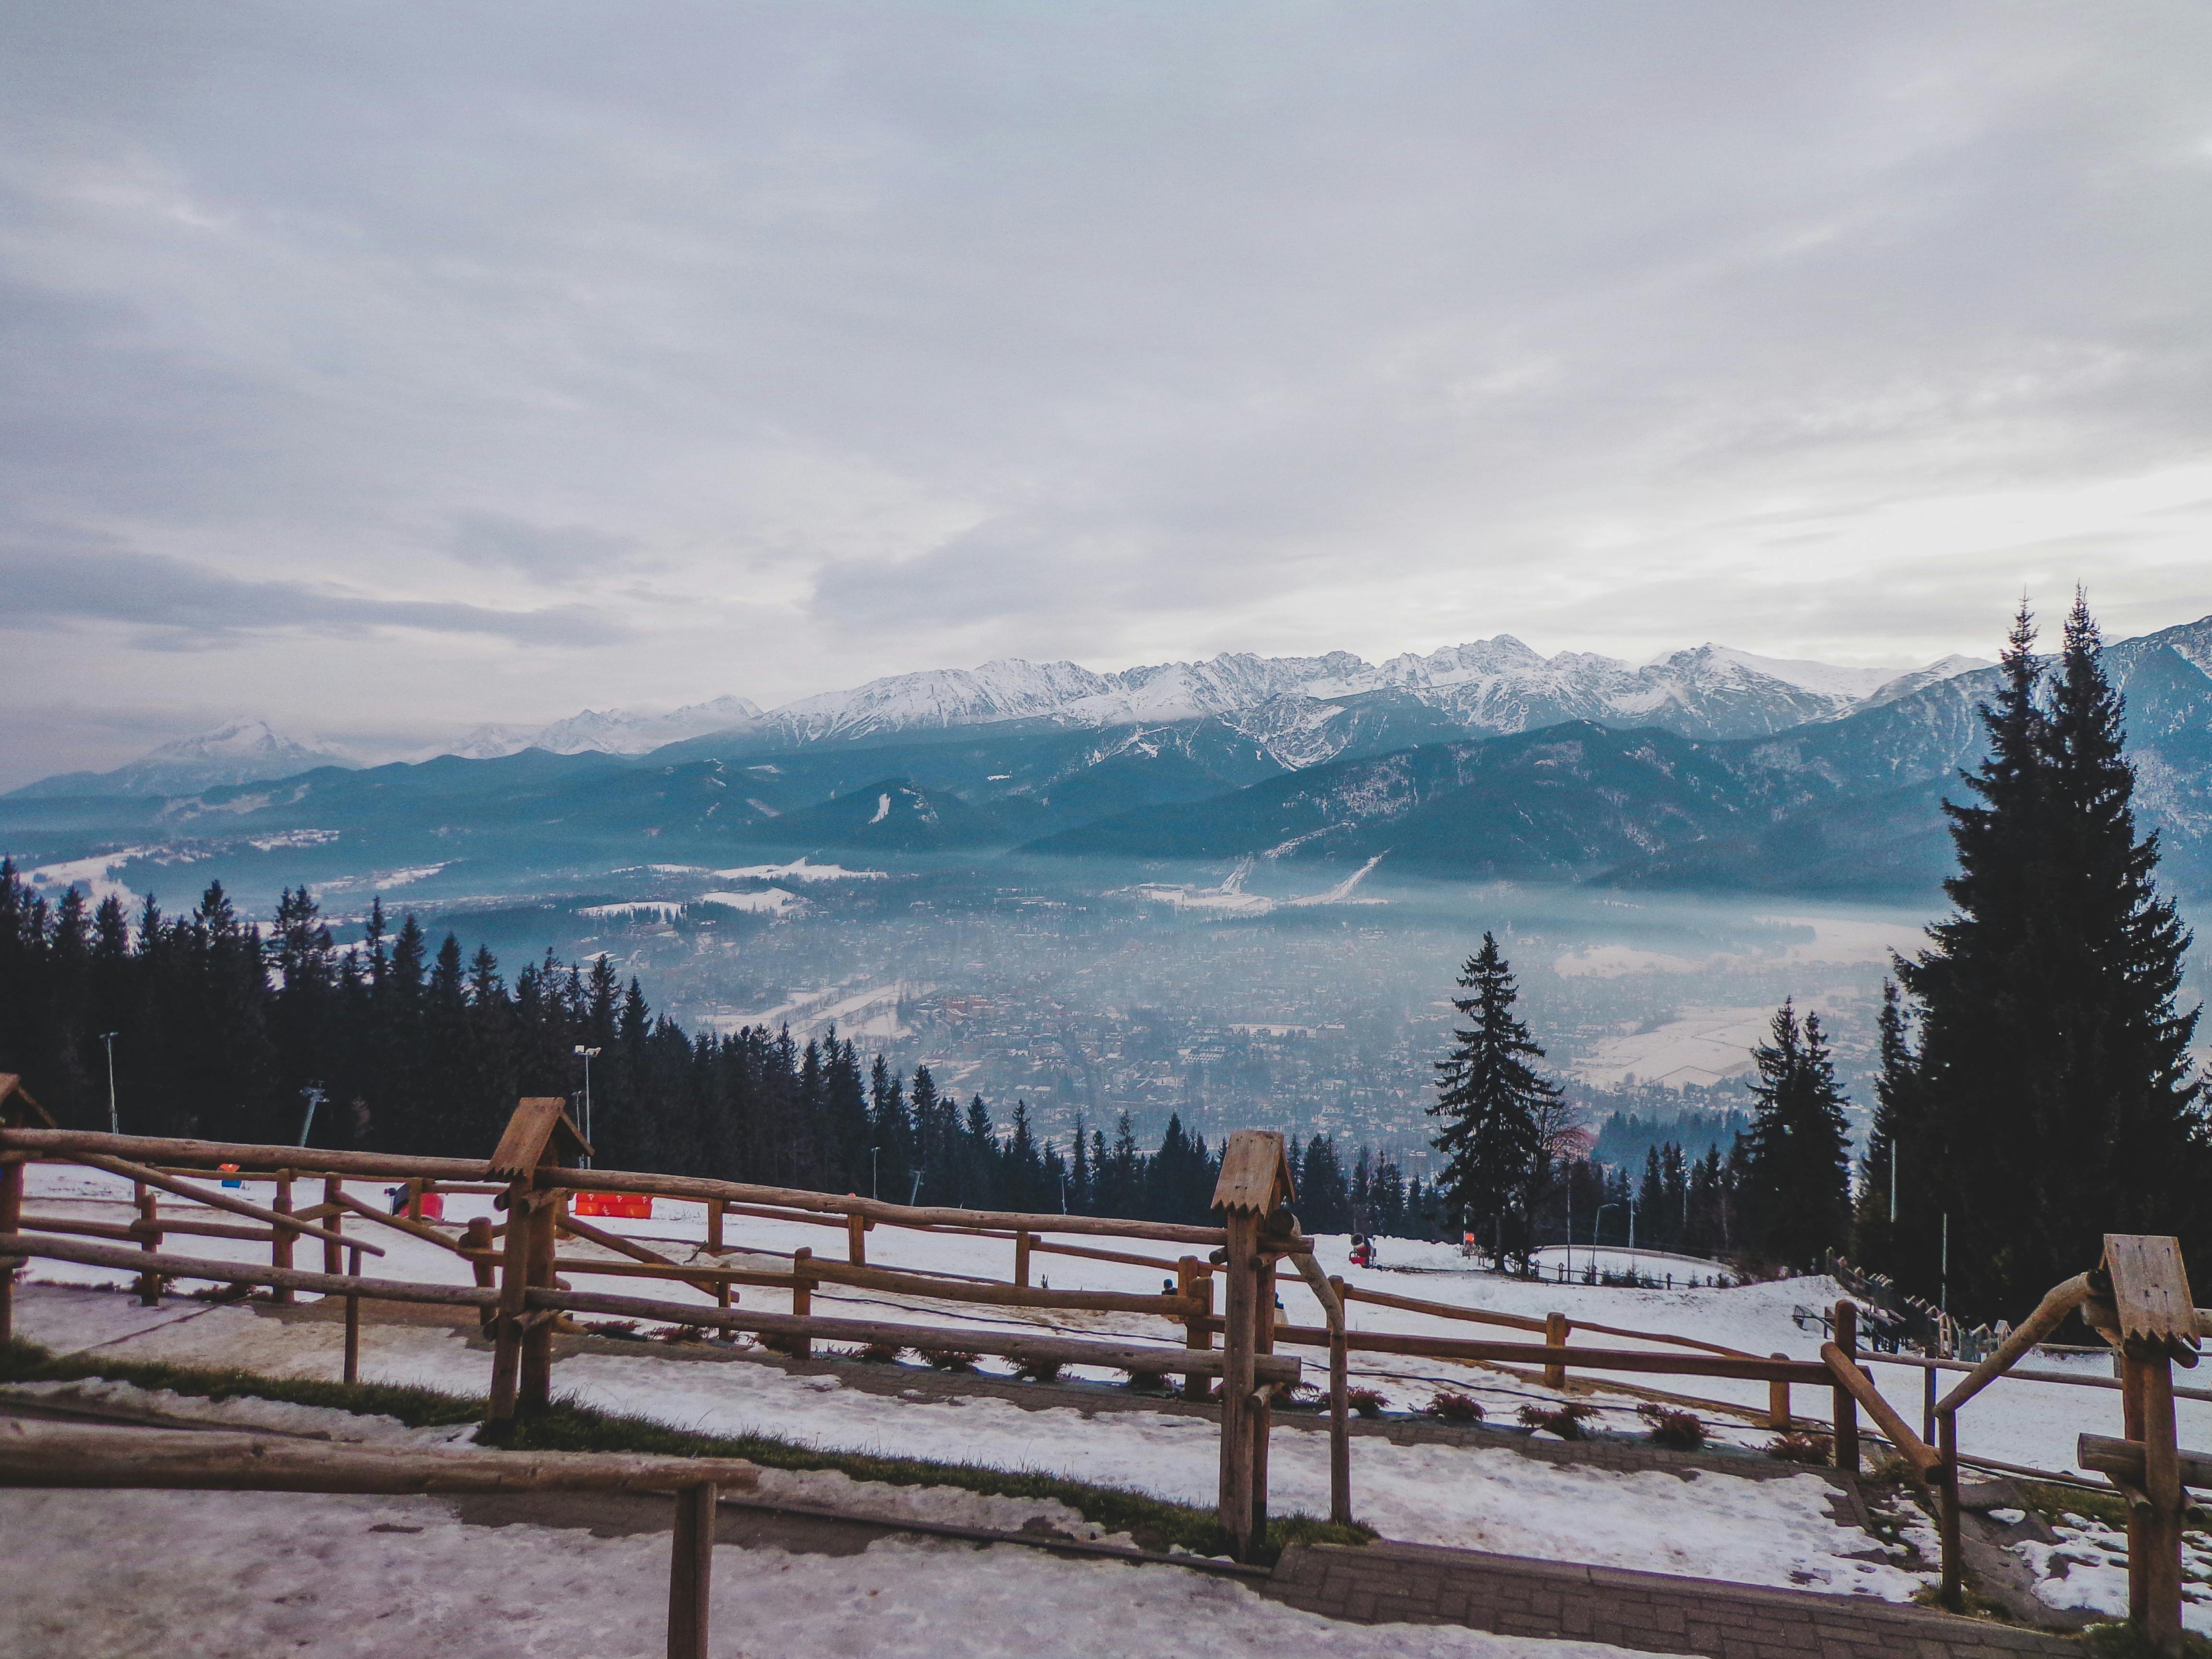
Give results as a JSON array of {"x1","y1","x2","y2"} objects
[
  {"x1": 1211, "y1": 1129, "x2": 1295, "y2": 1563},
  {"x1": 482, "y1": 1097, "x2": 591, "y2": 1428}
]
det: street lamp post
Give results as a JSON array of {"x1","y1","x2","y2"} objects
[
  {"x1": 98, "y1": 1032, "x2": 120, "y2": 1134},
  {"x1": 870, "y1": 1145, "x2": 880, "y2": 1200},
  {"x1": 1594, "y1": 1201, "x2": 1623, "y2": 1277},
  {"x1": 573, "y1": 1046, "x2": 601, "y2": 1168}
]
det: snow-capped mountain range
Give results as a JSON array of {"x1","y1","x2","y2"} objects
[{"x1": 14, "y1": 638, "x2": 1990, "y2": 799}]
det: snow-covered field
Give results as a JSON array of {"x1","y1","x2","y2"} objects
[{"x1": 11, "y1": 1160, "x2": 2201, "y2": 1646}]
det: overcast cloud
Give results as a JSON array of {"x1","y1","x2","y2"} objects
[{"x1": 1, "y1": 2, "x2": 2208, "y2": 785}]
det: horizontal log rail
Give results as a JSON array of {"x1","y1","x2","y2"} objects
[
  {"x1": 18, "y1": 1211, "x2": 278, "y2": 1245},
  {"x1": 1821, "y1": 1343, "x2": 1943, "y2": 1473},
  {"x1": 1233, "y1": 1318, "x2": 1832, "y2": 1382},
  {"x1": 0, "y1": 1233, "x2": 493, "y2": 1310},
  {"x1": 801, "y1": 1257, "x2": 1201, "y2": 1316},
  {"x1": 531, "y1": 1285, "x2": 1301, "y2": 1383},
  {"x1": 6, "y1": 1130, "x2": 490, "y2": 1182},
  {"x1": 1028, "y1": 1237, "x2": 1198, "y2": 1274},
  {"x1": 3, "y1": 1128, "x2": 1228, "y2": 1245},
  {"x1": 0, "y1": 1419, "x2": 761, "y2": 1496},
  {"x1": 1333, "y1": 1282, "x2": 1551, "y2": 1334},
  {"x1": 2079, "y1": 1434, "x2": 2212, "y2": 1493},
  {"x1": 512, "y1": 1254, "x2": 795, "y2": 1289}
]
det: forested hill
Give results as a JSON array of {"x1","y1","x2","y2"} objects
[{"x1": 0, "y1": 861, "x2": 1428, "y2": 1230}]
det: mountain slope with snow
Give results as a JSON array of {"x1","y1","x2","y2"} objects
[{"x1": 9, "y1": 720, "x2": 359, "y2": 800}]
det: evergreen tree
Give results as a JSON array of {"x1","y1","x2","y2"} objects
[
  {"x1": 1735, "y1": 1000, "x2": 1851, "y2": 1269},
  {"x1": 1895, "y1": 597, "x2": 2209, "y2": 1317},
  {"x1": 1428, "y1": 932, "x2": 1557, "y2": 1268}
]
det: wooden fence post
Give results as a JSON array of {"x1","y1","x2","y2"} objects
[
  {"x1": 271, "y1": 1170, "x2": 294, "y2": 1304},
  {"x1": 1180, "y1": 1258, "x2": 1213, "y2": 1400},
  {"x1": 1543, "y1": 1310, "x2": 1568, "y2": 1390},
  {"x1": 322, "y1": 1177, "x2": 344, "y2": 1275},
  {"x1": 134, "y1": 1182, "x2": 162, "y2": 1305},
  {"x1": 517, "y1": 1183, "x2": 560, "y2": 1413},
  {"x1": 488, "y1": 1178, "x2": 532, "y2": 1425},
  {"x1": 1014, "y1": 1229, "x2": 1031, "y2": 1288},
  {"x1": 406, "y1": 1178, "x2": 423, "y2": 1223},
  {"x1": 1937, "y1": 1410, "x2": 1962, "y2": 1611},
  {"x1": 0, "y1": 1151, "x2": 22, "y2": 1345},
  {"x1": 1251, "y1": 1250, "x2": 1277, "y2": 1551},
  {"x1": 790, "y1": 1247, "x2": 813, "y2": 1359},
  {"x1": 1922, "y1": 1361, "x2": 1937, "y2": 1448},
  {"x1": 1217, "y1": 1210, "x2": 1259, "y2": 1560},
  {"x1": 706, "y1": 1199, "x2": 724, "y2": 1253},
  {"x1": 343, "y1": 1244, "x2": 361, "y2": 1385},
  {"x1": 1768, "y1": 1353, "x2": 1793, "y2": 1429},
  {"x1": 1831, "y1": 1301, "x2": 1858, "y2": 1472},
  {"x1": 2140, "y1": 1351, "x2": 2184, "y2": 1656},
  {"x1": 1329, "y1": 1273, "x2": 1351, "y2": 1527},
  {"x1": 847, "y1": 1213, "x2": 866, "y2": 1266},
  {"x1": 667, "y1": 1481, "x2": 717, "y2": 1659}
]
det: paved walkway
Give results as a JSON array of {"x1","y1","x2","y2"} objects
[{"x1": 1264, "y1": 1542, "x2": 2081, "y2": 1659}]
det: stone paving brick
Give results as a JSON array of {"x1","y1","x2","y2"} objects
[{"x1": 1263, "y1": 1544, "x2": 2081, "y2": 1659}]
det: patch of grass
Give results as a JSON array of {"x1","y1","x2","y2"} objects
[
  {"x1": 0, "y1": 1336, "x2": 483, "y2": 1429},
  {"x1": 917, "y1": 1347, "x2": 979, "y2": 1373},
  {"x1": 0, "y1": 1338, "x2": 1372, "y2": 1564}
]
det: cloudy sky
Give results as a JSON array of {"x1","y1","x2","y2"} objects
[{"x1": 2, "y1": 2, "x2": 2209, "y2": 785}]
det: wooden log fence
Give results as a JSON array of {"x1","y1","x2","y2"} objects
[
  {"x1": 0, "y1": 1419, "x2": 755, "y2": 1659},
  {"x1": 3, "y1": 1112, "x2": 2189, "y2": 1598}
]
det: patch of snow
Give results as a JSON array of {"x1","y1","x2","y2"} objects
[{"x1": 697, "y1": 889, "x2": 800, "y2": 916}]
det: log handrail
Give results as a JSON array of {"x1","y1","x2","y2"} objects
[
  {"x1": 1935, "y1": 1272, "x2": 2093, "y2": 1418},
  {"x1": 529, "y1": 1285, "x2": 1301, "y2": 1383},
  {"x1": 0, "y1": 1419, "x2": 761, "y2": 1495},
  {"x1": 18, "y1": 1212, "x2": 277, "y2": 1245},
  {"x1": 557, "y1": 1210, "x2": 729, "y2": 1299},
  {"x1": 2, "y1": 1128, "x2": 1226, "y2": 1245},
  {"x1": 1220, "y1": 1317, "x2": 1832, "y2": 1382},
  {"x1": 0, "y1": 1233, "x2": 489, "y2": 1309},
  {"x1": 1332, "y1": 1281, "x2": 1551, "y2": 1333},
  {"x1": 1821, "y1": 1342, "x2": 1943, "y2": 1473},
  {"x1": 326, "y1": 1188, "x2": 470, "y2": 1255},
  {"x1": 801, "y1": 1257, "x2": 1201, "y2": 1316}
]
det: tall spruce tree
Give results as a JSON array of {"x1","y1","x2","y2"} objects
[
  {"x1": 1736, "y1": 1000, "x2": 1851, "y2": 1269},
  {"x1": 1895, "y1": 596, "x2": 2208, "y2": 1318},
  {"x1": 1428, "y1": 932, "x2": 1557, "y2": 1267}
]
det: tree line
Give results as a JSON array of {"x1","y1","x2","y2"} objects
[
  {"x1": 0, "y1": 867, "x2": 1445, "y2": 1228},
  {"x1": 1427, "y1": 596, "x2": 2209, "y2": 1317}
]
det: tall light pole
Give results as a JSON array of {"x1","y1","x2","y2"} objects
[
  {"x1": 573, "y1": 1046, "x2": 600, "y2": 1169},
  {"x1": 1595, "y1": 1201, "x2": 1623, "y2": 1271},
  {"x1": 870, "y1": 1145, "x2": 880, "y2": 1200},
  {"x1": 98, "y1": 1032, "x2": 120, "y2": 1134}
]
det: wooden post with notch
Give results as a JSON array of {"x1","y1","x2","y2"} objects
[
  {"x1": 2096, "y1": 1234, "x2": 2198, "y2": 1657},
  {"x1": 1212, "y1": 1129, "x2": 1295, "y2": 1563},
  {"x1": 0, "y1": 1077, "x2": 50, "y2": 1346},
  {"x1": 483, "y1": 1097, "x2": 592, "y2": 1428}
]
